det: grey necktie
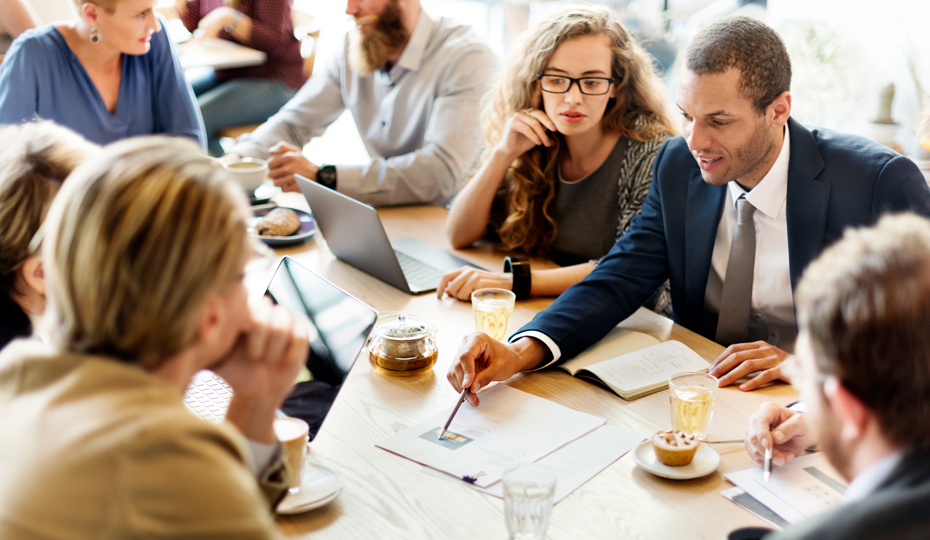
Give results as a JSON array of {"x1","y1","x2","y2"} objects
[{"x1": 715, "y1": 194, "x2": 757, "y2": 346}]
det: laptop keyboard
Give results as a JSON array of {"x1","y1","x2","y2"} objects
[
  {"x1": 184, "y1": 371, "x2": 231, "y2": 423},
  {"x1": 394, "y1": 250, "x2": 443, "y2": 291}
]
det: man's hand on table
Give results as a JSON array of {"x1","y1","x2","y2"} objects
[
  {"x1": 212, "y1": 298, "x2": 309, "y2": 444},
  {"x1": 197, "y1": 7, "x2": 239, "y2": 39},
  {"x1": 438, "y1": 267, "x2": 513, "y2": 300},
  {"x1": 745, "y1": 402, "x2": 816, "y2": 467},
  {"x1": 710, "y1": 341, "x2": 790, "y2": 391},
  {"x1": 268, "y1": 142, "x2": 319, "y2": 193},
  {"x1": 447, "y1": 335, "x2": 550, "y2": 406}
]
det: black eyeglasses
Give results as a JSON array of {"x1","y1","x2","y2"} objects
[{"x1": 537, "y1": 73, "x2": 615, "y2": 95}]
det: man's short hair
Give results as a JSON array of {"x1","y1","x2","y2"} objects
[
  {"x1": 684, "y1": 16, "x2": 791, "y2": 115},
  {"x1": 796, "y1": 213, "x2": 930, "y2": 452}
]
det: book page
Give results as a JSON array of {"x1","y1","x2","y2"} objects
[
  {"x1": 376, "y1": 385, "x2": 605, "y2": 488},
  {"x1": 582, "y1": 340, "x2": 708, "y2": 395},
  {"x1": 559, "y1": 327, "x2": 661, "y2": 376}
]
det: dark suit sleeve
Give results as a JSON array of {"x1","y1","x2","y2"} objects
[
  {"x1": 871, "y1": 155, "x2": 930, "y2": 218},
  {"x1": 515, "y1": 140, "x2": 674, "y2": 364}
]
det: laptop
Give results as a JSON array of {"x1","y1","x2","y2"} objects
[
  {"x1": 185, "y1": 257, "x2": 378, "y2": 441},
  {"x1": 295, "y1": 174, "x2": 484, "y2": 294}
]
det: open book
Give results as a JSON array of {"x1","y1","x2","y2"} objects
[{"x1": 558, "y1": 327, "x2": 709, "y2": 400}]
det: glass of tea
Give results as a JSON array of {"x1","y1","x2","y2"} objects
[
  {"x1": 471, "y1": 288, "x2": 516, "y2": 341},
  {"x1": 669, "y1": 372, "x2": 719, "y2": 440}
]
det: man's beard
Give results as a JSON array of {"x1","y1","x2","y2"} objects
[{"x1": 349, "y1": 0, "x2": 408, "y2": 76}]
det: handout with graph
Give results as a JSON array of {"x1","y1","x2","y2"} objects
[
  {"x1": 724, "y1": 452, "x2": 848, "y2": 525},
  {"x1": 425, "y1": 423, "x2": 645, "y2": 504},
  {"x1": 558, "y1": 327, "x2": 709, "y2": 400},
  {"x1": 376, "y1": 385, "x2": 606, "y2": 488}
]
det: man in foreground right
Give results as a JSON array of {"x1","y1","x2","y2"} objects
[{"x1": 743, "y1": 213, "x2": 930, "y2": 540}]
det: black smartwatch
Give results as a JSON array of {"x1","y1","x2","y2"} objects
[
  {"x1": 503, "y1": 255, "x2": 531, "y2": 300},
  {"x1": 317, "y1": 164, "x2": 337, "y2": 190}
]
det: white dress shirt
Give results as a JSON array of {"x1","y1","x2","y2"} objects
[
  {"x1": 515, "y1": 127, "x2": 796, "y2": 367},
  {"x1": 844, "y1": 451, "x2": 903, "y2": 504},
  {"x1": 704, "y1": 126, "x2": 796, "y2": 350},
  {"x1": 234, "y1": 9, "x2": 497, "y2": 207}
]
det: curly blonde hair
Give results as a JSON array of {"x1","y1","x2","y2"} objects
[{"x1": 483, "y1": 5, "x2": 676, "y2": 256}]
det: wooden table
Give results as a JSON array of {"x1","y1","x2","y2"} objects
[
  {"x1": 177, "y1": 37, "x2": 267, "y2": 70},
  {"x1": 261, "y1": 195, "x2": 797, "y2": 539}
]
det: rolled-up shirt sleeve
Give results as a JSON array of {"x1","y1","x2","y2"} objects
[{"x1": 233, "y1": 47, "x2": 345, "y2": 158}]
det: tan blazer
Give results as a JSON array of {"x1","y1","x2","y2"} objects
[{"x1": 0, "y1": 340, "x2": 286, "y2": 539}]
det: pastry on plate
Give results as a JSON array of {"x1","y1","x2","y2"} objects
[{"x1": 652, "y1": 430, "x2": 699, "y2": 466}]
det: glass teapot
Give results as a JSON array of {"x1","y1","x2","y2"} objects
[{"x1": 367, "y1": 311, "x2": 438, "y2": 376}]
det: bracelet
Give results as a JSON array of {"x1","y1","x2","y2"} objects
[
  {"x1": 317, "y1": 164, "x2": 337, "y2": 190},
  {"x1": 225, "y1": 10, "x2": 243, "y2": 33},
  {"x1": 503, "y1": 255, "x2": 531, "y2": 300}
]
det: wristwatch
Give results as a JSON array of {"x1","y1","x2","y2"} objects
[
  {"x1": 317, "y1": 164, "x2": 337, "y2": 190},
  {"x1": 225, "y1": 10, "x2": 243, "y2": 33},
  {"x1": 503, "y1": 255, "x2": 531, "y2": 300}
]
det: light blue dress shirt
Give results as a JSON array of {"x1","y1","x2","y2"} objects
[{"x1": 0, "y1": 20, "x2": 205, "y2": 147}]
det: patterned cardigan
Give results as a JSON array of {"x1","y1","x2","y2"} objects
[{"x1": 483, "y1": 127, "x2": 674, "y2": 317}]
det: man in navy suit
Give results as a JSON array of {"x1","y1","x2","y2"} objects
[
  {"x1": 741, "y1": 214, "x2": 930, "y2": 540},
  {"x1": 446, "y1": 16, "x2": 930, "y2": 405}
]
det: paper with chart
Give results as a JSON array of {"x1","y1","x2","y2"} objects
[
  {"x1": 578, "y1": 340, "x2": 708, "y2": 400},
  {"x1": 376, "y1": 385, "x2": 606, "y2": 488},
  {"x1": 725, "y1": 453, "x2": 847, "y2": 524},
  {"x1": 425, "y1": 424, "x2": 645, "y2": 503}
]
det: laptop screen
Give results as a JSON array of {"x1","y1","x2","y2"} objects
[{"x1": 265, "y1": 257, "x2": 378, "y2": 439}]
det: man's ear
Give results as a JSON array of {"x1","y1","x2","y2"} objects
[
  {"x1": 824, "y1": 377, "x2": 872, "y2": 442},
  {"x1": 20, "y1": 256, "x2": 45, "y2": 296},
  {"x1": 769, "y1": 91, "x2": 791, "y2": 128},
  {"x1": 195, "y1": 295, "x2": 223, "y2": 346}
]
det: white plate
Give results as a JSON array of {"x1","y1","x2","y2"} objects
[
  {"x1": 632, "y1": 440, "x2": 720, "y2": 480},
  {"x1": 276, "y1": 462, "x2": 344, "y2": 515}
]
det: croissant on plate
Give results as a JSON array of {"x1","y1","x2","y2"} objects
[{"x1": 255, "y1": 208, "x2": 300, "y2": 236}]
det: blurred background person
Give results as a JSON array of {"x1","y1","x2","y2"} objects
[
  {"x1": 0, "y1": 0, "x2": 205, "y2": 146},
  {"x1": 0, "y1": 0, "x2": 41, "y2": 54},
  {"x1": 176, "y1": 0, "x2": 306, "y2": 156},
  {"x1": 440, "y1": 6, "x2": 675, "y2": 310},
  {"x1": 0, "y1": 121, "x2": 97, "y2": 349}
]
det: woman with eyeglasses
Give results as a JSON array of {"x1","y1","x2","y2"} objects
[
  {"x1": 439, "y1": 6, "x2": 677, "y2": 308},
  {"x1": 0, "y1": 122, "x2": 98, "y2": 350}
]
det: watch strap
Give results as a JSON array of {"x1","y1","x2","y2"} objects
[{"x1": 503, "y1": 255, "x2": 531, "y2": 300}]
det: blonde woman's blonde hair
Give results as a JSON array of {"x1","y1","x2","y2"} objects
[
  {"x1": 484, "y1": 5, "x2": 677, "y2": 256},
  {"x1": 0, "y1": 122, "x2": 97, "y2": 300},
  {"x1": 41, "y1": 137, "x2": 252, "y2": 363}
]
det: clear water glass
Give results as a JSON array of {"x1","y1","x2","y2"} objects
[{"x1": 503, "y1": 464, "x2": 556, "y2": 540}]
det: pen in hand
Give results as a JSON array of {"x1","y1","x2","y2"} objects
[
  {"x1": 763, "y1": 444, "x2": 773, "y2": 482},
  {"x1": 438, "y1": 388, "x2": 470, "y2": 440}
]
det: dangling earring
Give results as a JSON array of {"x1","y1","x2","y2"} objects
[{"x1": 90, "y1": 26, "x2": 100, "y2": 43}]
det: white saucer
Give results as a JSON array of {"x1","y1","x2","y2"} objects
[
  {"x1": 276, "y1": 462, "x2": 344, "y2": 515},
  {"x1": 632, "y1": 440, "x2": 720, "y2": 480}
]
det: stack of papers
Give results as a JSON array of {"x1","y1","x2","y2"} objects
[
  {"x1": 377, "y1": 385, "x2": 644, "y2": 500},
  {"x1": 723, "y1": 453, "x2": 848, "y2": 527}
]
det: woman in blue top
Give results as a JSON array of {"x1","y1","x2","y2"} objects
[{"x1": 0, "y1": 0, "x2": 205, "y2": 147}]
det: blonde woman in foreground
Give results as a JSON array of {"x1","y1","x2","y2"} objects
[
  {"x1": 0, "y1": 137, "x2": 306, "y2": 539},
  {"x1": 439, "y1": 5, "x2": 676, "y2": 307},
  {"x1": 0, "y1": 122, "x2": 97, "y2": 349}
]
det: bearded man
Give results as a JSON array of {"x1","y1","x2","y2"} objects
[
  {"x1": 445, "y1": 16, "x2": 930, "y2": 407},
  {"x1": 227, "y1": 0, "x2": 497, "y2": 207}
]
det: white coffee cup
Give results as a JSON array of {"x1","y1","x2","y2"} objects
[{"x1": 224, "y1": 158, "x2": 268, "y2": 192}]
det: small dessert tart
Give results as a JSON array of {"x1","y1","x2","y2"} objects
[{"x1": 652, "y1": 430, "x2": 700, "y2": 466}]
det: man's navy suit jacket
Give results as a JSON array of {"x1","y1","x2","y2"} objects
[{"x1": 519, "y1": 117, "x2": 930, "y2": 362}]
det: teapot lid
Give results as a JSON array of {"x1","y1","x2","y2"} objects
[{"x1": 377, "y1": 311, "x2": 430, "y2": 341}]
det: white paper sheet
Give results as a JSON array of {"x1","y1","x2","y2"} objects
[
  {"x1": 425, "y1": 424, "x2": 645, "y2": 504},
  {"x1": 376, "y1": 385, "x2": 606, "y2": 487},
  {"x1": 725, "y1": 453, "x2": 848, "y2": 524}
]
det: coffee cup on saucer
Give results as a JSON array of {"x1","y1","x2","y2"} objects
[{"x1": 224, "y1": 158, "x2": 268, "y2": 193}]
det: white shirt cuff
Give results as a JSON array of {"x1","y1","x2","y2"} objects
[
  {"x1": 509, "y1": 331, "x2": 561, "y2": 370},
  {"x1": 245, "y1": 438, "x2": 281, "y2": 477}
]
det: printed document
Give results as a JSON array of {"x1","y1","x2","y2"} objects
[{"x1": 376, "y1": 385, "x2": 605, "y2": 488}]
